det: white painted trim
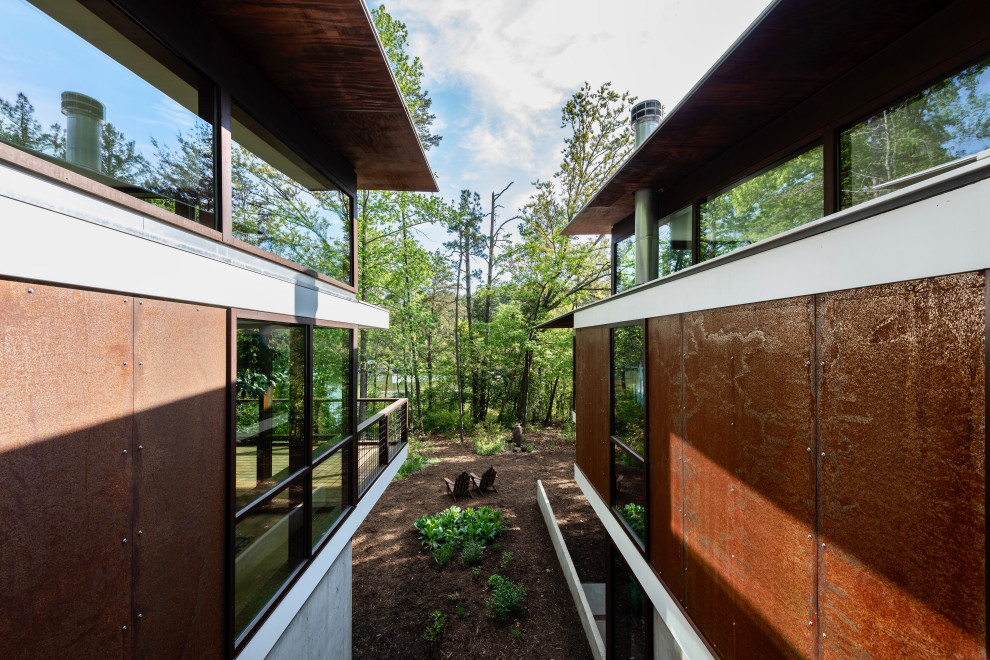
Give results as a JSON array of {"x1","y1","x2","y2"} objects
[
  {"x1": 0, "y1": 162, "x2": 389, "y2": 328},
  {"x1": 238, "y1": 444, "x2": 408, "y2": 660},
  {"x1": 576, "y1": 165, "x2": 990, "y2": 328},
  {"x1": 536, "y1": 479, "x2": 606, "y2": 660},
  {"x1": 574, "y1": 464, "x2": 715, "y2": 660}
]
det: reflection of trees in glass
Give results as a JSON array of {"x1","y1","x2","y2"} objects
[
  {"x1": 313, "y1": 327, "x2": 350, "y2": 449},
  {"x1": 0, "y1": 90, "x2": 214, "y2": 221},
  {"x1": 232, "y1": 144, "x2": 351, "y2": 285},
  {"x1": 701, "y1": 146, "x2": 823, "y2": 261},
  {"x1": 612, "y1": 325, "x2": 644, "y2": 453},
  {"x1": 841, "y1": 57, "x2": 990, "y2": 208},
  {"x1": 236, "y1": 325, "x2": 305, "y2": 442},
  {"x1": 614, "y1": 235, "x2": 636, "y2": 293}
]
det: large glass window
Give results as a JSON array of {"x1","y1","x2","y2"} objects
[
  {"x1": 232, "y1": 106, "x2": 353, "y2": 285},
  {"x1": 840, "y1": 56, "x2": 990, "y2": 209},
  {"x1": 614, "y1": 233, "x2": 636, "y2": 294},
  {"x1": 0, "y1": 0, "x2": 216, "y2": 228},
  {"x1": 658, "y1": 205, "x2": 693, "y2": 277},
  {"x1": 611, "y1": 324, "x2": 646, "y2": 548},
  {"x1": 700, "y1": 146, "x2": 823, "y2": 261},
  {"x1": 610, "y1": 544, "x2": 652, "y2": 660},
  {"x1": 235, "y1": 318, "x2": 354, "y2": 643}
]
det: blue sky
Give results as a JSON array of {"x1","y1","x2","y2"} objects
[{"x1": 372, "y1": 0, "x2": 776, "y2": 250}]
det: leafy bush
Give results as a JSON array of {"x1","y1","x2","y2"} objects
[
  {"x1": 472, "y1": 426, "x2": 506, "y2": 456},
  {"x1": 414, "y1": 506, "x2": 505, "y2": 552},
  {"x1": 423, "y1": 610, "x2": 447, "y2": 644},
  {"x1": 487, "y1": 574, "x2": 526, "y2": 621},
  {"x1": 432, "y1": 543, "x2": 456, "y2": 566},
  {"x1": 395, "y1": 435, "x2": 440, "y2": 480},
  {"x1": 617, "y1": 502, "x2": 646, "y2": 540},
  {"x1": 500, "y1": 550, "x2": 514, "y2": 572},
  {"x1": 461, "y1": 540, "x2": 485, "y2": 567}
]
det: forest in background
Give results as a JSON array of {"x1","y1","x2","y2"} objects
[{"x1": 357, "y1": 6, "x2": 635, "y2": 437}]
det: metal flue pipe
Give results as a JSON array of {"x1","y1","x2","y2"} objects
[
  {"x1": 631, "y1": 100, "x2": 662, "y2": 285},
  {"x1": 61, "y1": 91, "x2": 104, "y2": 173}
]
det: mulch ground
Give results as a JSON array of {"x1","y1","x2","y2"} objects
[{"x1": 352, "y1": 429, "x2": 606, "y2": 659}]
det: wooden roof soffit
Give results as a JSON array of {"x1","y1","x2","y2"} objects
[{"x1": 195, "y1": 0, "x2": 437, "y2": 192}]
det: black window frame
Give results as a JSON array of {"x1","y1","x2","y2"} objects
[
  {"x1": 609, "y1": 319, "x2": 649, "y2": 555},
  {"x1": 229, "y1": 309, "x2": 359, "y2": 653}
]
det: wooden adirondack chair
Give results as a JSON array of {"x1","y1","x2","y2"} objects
[
  {"x1": 469, "y1": 466, "x2": 498, "y2": 495},
  {"x1": 443, "y1": 471, "x2": 474, "y2": 502}
]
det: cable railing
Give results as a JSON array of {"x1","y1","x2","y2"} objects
[{"x1": 356, "y1": 397, "x2": 408, "y2": 496}]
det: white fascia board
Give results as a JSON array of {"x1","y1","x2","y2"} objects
[
  {"x1": 238, "y1": 444, "x2": 408, "y2": 660},
  {"x1": 576, "y1": 170, "x2": 990, "y2": 328},
  {"x1": 0, "y1": 163, "x2": 389, "y2": 328},
  {"x1": 575, "y1": 464, "x2": 715, "y2": 660}
]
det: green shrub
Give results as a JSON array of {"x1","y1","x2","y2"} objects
[
  {"x1": 500, "y1": 550, "x2": 514, "y2": 572},
  {"x1": 414, "y1": 506, "x2": 505, "y2": 551},
  {"x1": 432, "y1": 543, "x2": 455, "y2": 566},
  {"x1": 395, "y1": 435, "x2": 440, "y2": 480},
  {"x1": 423, "y1": 610, "x2": 446, "y2": 644},
  {"x1": 461, "y1": 540, "x2": 485, "y2": 567},
  {"x1": 472, "y1": 426, "x2": 506, "y2": 456},
  {"x1": 487, "y1": 575, "x2": 526, "y2": 621},
  {"x1": 617, "y1": 502, "x2": 646, "y2": 540}
]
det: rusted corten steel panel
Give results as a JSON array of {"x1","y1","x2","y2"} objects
[
  {"x1": 132, "y1": 299, "x2": 227, "y2": 660},
  {"x1": 683, "y1": 298, "x2": 816, "y2": 660},
  {"x1": 575, "y1": 326, "x2": 610, "y2": 500},
  {"x1": 0, "y1": 280, "x2": 134, "y2": 659},
  {"x1": 647, "y1": 315, "x2": 686, "y2": 601},
  {"x1": 818, "y1": 273, "x2": 986, "y2": 659}
]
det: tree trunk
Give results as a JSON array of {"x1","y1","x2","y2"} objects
[
  {"x1": 543, "y1": 375, "x2": 559, "y2": 426},
  {"x1": 453, "y1": 253, "x2": 465, "y2": 443}
]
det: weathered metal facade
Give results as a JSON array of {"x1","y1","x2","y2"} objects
[
  {"x1": 573, "y1": 271, "x2": 987, "y2": 658},
  {"x1": 0, "y1": 280, "x2": 227, "y2": 659},
  {"x1": 576, "y1": 325, "x2": 611, "y2": 500}
]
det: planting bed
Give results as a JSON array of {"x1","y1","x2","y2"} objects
[{"x1": 352, "y1": 428, "x2": 605, "y2": 659}]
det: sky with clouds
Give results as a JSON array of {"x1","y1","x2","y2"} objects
[{"x1": 371, "y1": 0, "x2": 775, "y2": 247}]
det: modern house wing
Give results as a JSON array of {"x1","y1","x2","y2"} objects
[
  {"x1": 0, "y1": 0, "x2": 424, "y2": 657},
  {"x1": 559, "y1": 0, "x2": 989, "y2": 658}
]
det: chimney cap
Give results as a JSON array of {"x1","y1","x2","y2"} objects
[
  {"x1": 631, "y1": 99, "x2": 662, "y2": 125},
  {"x1": 61, "y1": 91, "x2": 105, "y2": 121}
]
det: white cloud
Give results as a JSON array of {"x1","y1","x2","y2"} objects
[{"x1": 375, "y1": 0, "x2": 773, "y2": 236}]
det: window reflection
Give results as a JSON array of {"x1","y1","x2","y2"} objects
[
  {"x1": 658, "y1": 205, "x2": 692, "y2": 277},
  {"x1": 231, "y1": 105, "x2": 352, "y2": 285},
  {"x1": 234, "y1": 480, "x2": 307, "y2": 637},
  {"x1": 0, "y1": 0, "x2": 216, "y2": 228},
  {"x1": 614, "y1": 234, "x2": 636, "y2": 293},
  {"x1": 313, "y1": 326, "x2": 351, "y2": 459},
  {"x1": 235, "y1": 321, "x2": 307, "y2": 511},
  {"x1": 700, "y1": 145, "x2": 823, "y2": 261},
  {"x1": 312, "y1": 448, "x2": 349, "y2": 548},
  {"x1": 840, "y1": 55, "x2": 990, "y2": 208},
  {"x1": 612, "y1": 324, "x2": 644, "y2": 455},
  {"x1": 610, "y1": 545, "x2": 650, "y2": 659}
]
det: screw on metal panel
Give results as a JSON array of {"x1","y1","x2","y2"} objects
[
  {"x1": 196, "y1": 308, "x2": 200, "y2": 311},
  {"x1": 807, "y1": 447, "x2": 811, "y2": 452},
  {"x1": 808, "y1": 534, "x2": 812, "y2": 539},
  {"x1": 806, "y1": 297, "x2": 811, "y2": 303},
  {"x1": 730, "y1": 422, "x2": 734, "y2": 426},
  {"x1": 138, "y1": 530, "x2": 143, "y2": 535},
  {"x1": 822, "y1": 452, "x2": 825, "y2": 457},
  {"x1": 823, "y1": 633, "x2": 827, "y2": 638},
  {"x1": 806, "y1": 360, "x2": 811, "y2": 365},
  {"x1": 820, "y1": 297, "x2": 825, "y2": 302},
  {"x1": 731, "y1": 554, "x2": 735, "y2": 558},
  {"x1": 138, "y1": 445, "x2": 143, "y2": 450},
  {"x1": 808, "y1": 621, "x2": 813, "y2": 626},
  {"x1": 138, "y1": 614, "x2": 143, "y2": 619},
  {"x1": 124, "y1": 362, "x2": 128, "y2": 366},
  {"x1": 139, "y1": 301, "x2": 143, "y2": 305},
  {"x1": 123, "y1": 299, "x2": 127, "y2": 303},
  {"x1": 27, "y1": 288, "x2": 34, "y2": 293},
  {"x1": 730, "y1": 356, "x2": 734, "y2": 360},
  {"x1": 122, "y1": 626, "x2": 127, "y2": 631},
  {"x1": 907, "y1": 285, "x2": 914, "y2": 291},
  {"x1": 122, "y1": 539, "x2": 127, "y2": 543},
  {"x1": 138, "y1": 362, "x2": 143, "y2": 366},
  {"x1": 122, "y1": 449, "x2": 127, "y2": 454}
]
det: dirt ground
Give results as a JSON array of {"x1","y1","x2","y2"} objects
[{"x1": 352, "y1": 429, "x2": 606, "y2": 659}]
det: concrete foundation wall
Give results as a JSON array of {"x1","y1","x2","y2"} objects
[{"x1": 265, "y1": 541, "x2": 352, "y2": 660}]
